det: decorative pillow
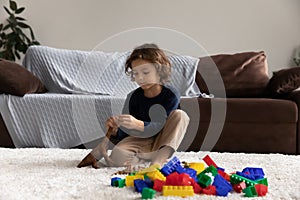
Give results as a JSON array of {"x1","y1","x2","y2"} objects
[
  {"x1": 195, "y1": 51, "x2": 269, "y2": 97},
  {"x1": 267, "y1": 67, "x2": 300, "y2": 96},
  {"x1": 0, "y1": 58, "x2": 47, "y2": 96}
]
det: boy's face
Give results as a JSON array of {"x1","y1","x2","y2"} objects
[{"x1": 131, "y1": 58, "x2": 160, "y2": 90}]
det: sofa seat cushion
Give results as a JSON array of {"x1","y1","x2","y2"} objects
[
  {"x1": 181, "y1": 98, "x2": 297, "y2": 123},
  {"x1": 180, "y1": 98, "x2": 297, "y2": 154}
]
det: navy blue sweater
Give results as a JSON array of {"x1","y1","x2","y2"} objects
[{"x1": 114, "y1": 85, "x2": 180, "y2": 141}]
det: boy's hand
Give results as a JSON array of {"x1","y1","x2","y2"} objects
[
  {"x1": 118, "y1": 114, "x2": 144, "y2": 131},
  {"x1": 105, "y1": 116, "x2": 119, "y2": 135}
]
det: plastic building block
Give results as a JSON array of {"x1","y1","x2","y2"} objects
[
  {"x1": 188, "y1": 162, "x2": 205, "y2": 174},
  {"x1": 134, "y1": 179, "x2": 149, "y2": 193},
  {"x1": 233, "y1": 182, "x2": 247, "y2": 193},
  {"x1": 125, "y1": 174, "x2": 144, "y2": 187},
  {"x1": 256, "y1": 178, "x2": 268, "y2": 186},
  {"x1": 143, "y1": 177, "x2": 154, "y2": 188},
  {"x1": 202, "y1": 185, "x2": 216, "y2": 195},
  {"x1": 236, "y1": 171, "x2": 256, "y2": 180},
  {"x1": 199, "y1": 166, "x2": 218, "y2": 177},
  {"x1": 111, "y1": 177, "x2": 121, "y2": 187},
  {"x1": 115, "y1": 179, "x2": 126, "y2": 188},
  {"x1": 190, "y1": 178, "x2": 202, "y2": 194},
  {"x1": 161, "y1": 156, "x2": 181, "y2": 176},
  {"x1": 197, "y1": 173, "x2": 212, "y2": 187},
  {"x1": 243, "y1": 186, "x2": 258, "y2": 197},
  {"x1": 166, "y1": 172, "x2": 192, "y2": 186},
  {"x1": 136, "y1": 164, "x2": 160, "y2": 175},
  {"x1": 147, "y1": 170, "x2": 166, "y2": 182},
  {"x1": 242, "y1": 167, "x2": 265, "y2": 180},
  {"x1": 153, "y1": 179, "x2": 165, "y2": 192},
  {"x1": 218, "y1": 169, "x2": 231, "y2": 181},
  {"x1": 255, "y1": 184, "x2": 268, "y2": 196},
  {"x1": 162, "y1": 185, "x2": 194, "y2": 197},
  {"x1": 203, "y1": 155, "x2": 218, "y2": 168},
  {"x1": 175, "y1": 164, "x2": 185, "y2": 174},
  {"x1": 182, "y1": 168, "x2": 197, "y2": 181},
  {"x1": 212, "y1": 174, "x2": 233, "y2": 196},
  {"x1": 142, "y1": 188, "x2": 156, "y2": 199},
  {"x1": 230, "y1": 174, "x2": 257, "y2": 187}
]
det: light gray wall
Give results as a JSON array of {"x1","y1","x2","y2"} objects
[{"x1": 1, "y1": 0, "x2": 300, "y2": 73}]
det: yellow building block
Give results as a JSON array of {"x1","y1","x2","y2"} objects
[
  {"x1": 125, "y1": 174, "x2": 144, "y2": 187},
  {"x1": 188, "y1": 162, "x2": 205, "y2": 174},
  {"x1": 136, "y1": 164, "x2": 160, "y2": 175},
  {"x1": 146, "y1": 170, "x2": 166, "y2": 182},
  {"x1": 162, "y1": 186, "x2": 194, "y2": 197}
]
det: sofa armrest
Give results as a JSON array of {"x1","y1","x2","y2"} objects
[{"x1": 285, "y1": 90, "x2": 300, "y2": 154}]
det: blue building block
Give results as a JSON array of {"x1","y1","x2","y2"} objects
[
  {"x1": 143, "y1": 177, "x2": 154, "y2": 188},
  {"x1": 242, "y1": 167, "x2": 265, "y2": 180},
  {"x1": 175, "y1": 164, "x2": 185, "y2": 174},
  {"x1": 134, "y1": 179, "x2": 149, "y2": 193},
  {"x1": 111, "y1": 177, "x2": 121, "y2": 187},
  {"x1": 212, "y1": 174, "x2": 233, "y2": 197},
  {"x1": 161, "y1": 156, "x2": 181, "y2": 176},
  {"x1": 182, "y1": 168, "x2": 197, "y2": 181},
  {"x1": 236, "y1": 171, "x2": 256, "y2": 180}
]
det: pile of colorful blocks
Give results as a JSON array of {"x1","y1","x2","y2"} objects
[{"x1": 111, "y1": 155, "x2": 268, "y2": 199}]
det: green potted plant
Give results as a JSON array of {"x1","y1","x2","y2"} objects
[
  {"x1": 294, "y1": 46, "x2": 300, "y2": 66},
  {"x1": 0, "y1": 0, "x2": 40, "y2": 61}
]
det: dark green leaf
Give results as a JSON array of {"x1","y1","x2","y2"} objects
[
  {"x1": 29, "y1": 27, "x2": 35, "y2": 40},
  {"x1": 16, "y1": 17, "x2": 26, "y2": 21},
  {"x1": 31, "y1": 41, "x2": 40, "y2": 45},
  {"x1": 15, "y1": 50, "x2": 20, "y2": 59},
  {"x1": 4, "y1": 6, "x2": 12, "y2": 15},
  {"x1": 3, "y1": 24, "x2": 11, "y2": 30},
  {"x1": 17, "y1": 22, "x2": 30, "y2": 28},
  {"x1": 16, "y1": 7, "x2": 25, "y2": 14},
  {"x1": 9, "y1": 1, "x2": 17, "y2": 11}
]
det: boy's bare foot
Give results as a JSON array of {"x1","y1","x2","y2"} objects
[{"x1": 77, "y1": 153, "x2": 99, "y2": 169}]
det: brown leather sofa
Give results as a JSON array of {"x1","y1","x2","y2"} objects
[
  {"x1": 179, "y1": 51, "x2": 299, "y2": 155},
  {"x1": 1, "y1": 51, "x2": 299, "y2": 155}
]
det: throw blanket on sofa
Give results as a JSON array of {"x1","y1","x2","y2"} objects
[
  {"x1": 0, "y1": 93, "x2": 125, "y2": 148},
  {"x1": 23, "y1": 46, "x2": 201, "y2": 97}
]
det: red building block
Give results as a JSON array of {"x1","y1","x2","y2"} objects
[
  {"x1": 255, "y1": 184, "x2": 268, "y2": 196},
  {"x1": 153, "y1": 179, "x2": 165, "y2": 192},
  {"x1": 233, "y1": 182, "x2": 247, "y2": 193},
  {"x1": 190, "y1": 179, "x2": 202, "y2": 194},
  {"x1": 202, "y1": 185, "x2": 217, "y2": 195},
  {"x1": 203, "y1": 155, "x2": 218, "y2": 168},
  {"x1": 166, "y1": 172, "x2": 192, "y2": 186}
]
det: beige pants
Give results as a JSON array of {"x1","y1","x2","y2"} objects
[{"x1": 109, "y1": 109, "x2": 190, "y2": 166}]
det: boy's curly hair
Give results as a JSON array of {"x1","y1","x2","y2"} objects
[{"x1": 125, "y1": 43, "x2": 171, "y2": 84}]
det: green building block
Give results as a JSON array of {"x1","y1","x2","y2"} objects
[
  {"x1": 256, "y1": 178, "x2": 268, "y2": 186},
  {"x1": 199, "y1": 166, "x2": 218, "y2": 177},
  {"x1": 142, "y1": 188, "x2": 156, "y2": 199},
  {"x1": 230, "y1": 174, "x2": 257, "y2": 186},
  {"x1": 113, "y1": 179, "x2": 126, "y2": 188},
  {"x1": 243, "y1": 186, "x2": 258, "y2": 197},
  {"x1": 197, "y1": 174, "x2": 212, "y2": 187}
]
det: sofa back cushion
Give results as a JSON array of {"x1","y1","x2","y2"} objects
[
  {"x1": 196, "y1": 51, "x2": 269, "y2": 97},
  {"x1": 0, "y1": 58, "x2": 47, "y2": 96}
]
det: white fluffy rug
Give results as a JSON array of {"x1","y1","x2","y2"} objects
[{"x1": 0, "y1": 148, "x2": 299, "y2": 200}]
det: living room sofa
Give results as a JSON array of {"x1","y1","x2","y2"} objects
[{"x1": 0, "y1": 46, "x2": 299, "y2": 155}]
